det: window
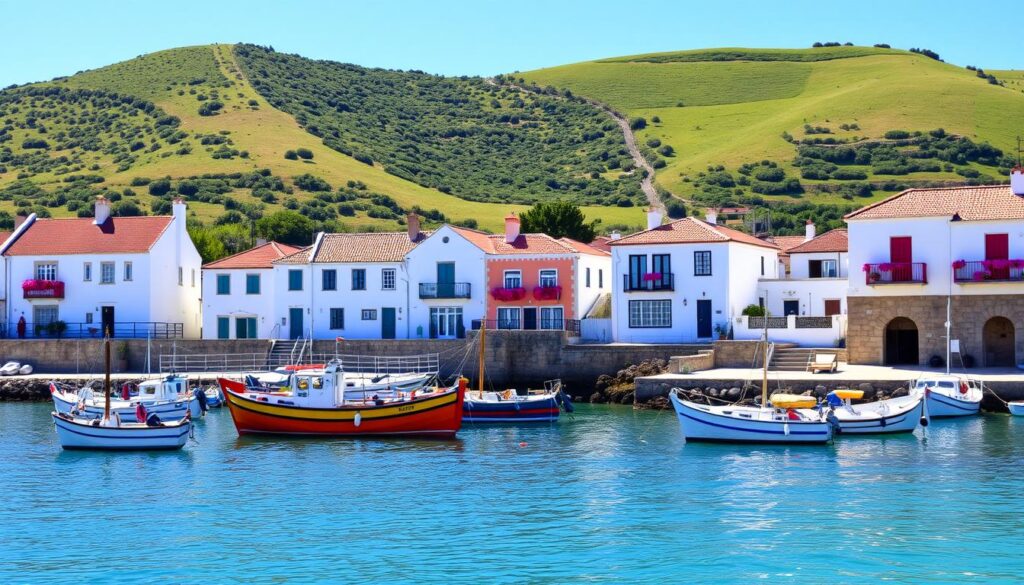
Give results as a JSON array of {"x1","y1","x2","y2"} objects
[
  {"x1": 627, "y1": 255, "x2": 648, "y2": 289},
  {"x1": 598, "y1": 269, "x2": 603, "y2": 289},
  {"x1": 217, "y1": 317, "x2": 230, "y2": 340},
  {"x1": 361, "y1": 309, "x2": 377, "y2": 320},
  {"x1": 629, "y1": 300, "x2": 672, "y2": 328},
  {"x1": 34, "y1": 305, "x2": 59, "y2": 327},
  {"x1": 760, "y1": 256, "x2": 765, "y2": 276},
  {"x1": 235, "y1": 317, "x2": 257, "y2": 339},
  {"x1": 430, "y1": 307, "x2": 463, "y2": 339},
  {"x1": 124, "y1": 262, "x2": 133, "y2": 282},
  {"x1": 352, "y1": 269, "x2": 366, "y2": 291},
  {"x1": 246, "y1": 274, "x2": 261, "y2": 295},
  {"x1": 808, "y1": 259, "x2": 837, "y2": 278},
  {"x1": 330, "y1": 308, "x2": 344, "y2": 330},
  {"x1": 178, "y1": 266, "x2": 183, "y2": 286},
  {"x1": 585, "y1": 267, "x2": 591, "y2": 288},
  {"x1": 216, "y1": 274, "x2": 231, "y2": 295},
  {"x1": 288, "y1": 270, "x2": 303, "y2": 291},
  {"x1": 101, "y1": 262, "x2": 115, "y2": 284},
  {"x1": 694, "y1": 251, "x2": 712, "y2": 276},
  {"x1": 504, "y1": 270, "x2": 522, "y2": 289},
  {"x1": 322, "y1": 269, "x2": 337, "y2": 291},
  {"x1": 498, "y1": 307, "x2": 521, "y2": 329},
  {"x1": 651, "y1": 254, "x2": 671, "y2": 288},
  {"x1": 540, "y1": 307, "x2": 564, "y2": 330},
  {"x1": 539, "y1": 269, "x2": 558, "y2": 288},
  {"x1": 191, "y1": 268, "x2": 195, "y2": 287},
  {"x1": 83, "y1": 263, "x2": 92, "y2": 282},
  {"x1": 35, "y1": 262, "x2": 57, "y2": 281},
  {"x1": 382, "y1": 268, "x2": 396, "y2": 290},
  {"x1": 85, "y1": 313, "x2": 93, "y2": 324}
]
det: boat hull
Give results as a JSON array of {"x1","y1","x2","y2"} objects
[
  {"x1": 51, "y1": 384, "x2": 200, "y2": 422},
  {"x1": 829, "y1": 395, "x2": 923, "y2": 435},
  {"x1": 219, "y1": 378, "x2": 464, "y2": 437},
  {"x1": 52, "y1": 413, "x2": 190, "y2": 450},
  {"x1": 1009, "y1": 402, "x2": 1024, "y2": 416},
  {"x1": 921, "y1": 389, "x2": 981, "y2": 418},
  {"x1": 463, "y1": 393, "x2": 560, "y2": 423},
  {"x1": 669, "y1": 392, "x2": 832, "y2": 444}
]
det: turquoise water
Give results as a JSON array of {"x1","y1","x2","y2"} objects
[{"x1": 2, "y1": 403, "x2": 1024, "y2": 583}]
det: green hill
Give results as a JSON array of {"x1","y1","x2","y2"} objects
[{"x1": 522, "y1": 47, "x2": 1024, "y2": 233}]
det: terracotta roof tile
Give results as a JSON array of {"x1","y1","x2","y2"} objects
[
  {"x1": 845, "y1": 184, "x2": 1023, "y2": 220},
  {"x1": 787, "y1": 229, "x2": 848, "y2": 254},
  {"x1": 5, "y1": 216, "x2": 173, "y2": 256},
  {"x1": 203, "y1": 241, "x2": 303, "y2": 269},
  {"x1": 588, "y1": 235, "x2": 613, "y2": 253},
  {"x1": 768, "y1": 235, "x2": 807, "y2": 252},
  {"x1": 274, "y1": 247, "x2": 312, "y2": 265},
  {"x1": 609, "y1": 217, "x2": 779, "y2": 250},
  {"x1": 274, "y1": 232, "x2": 425, "y2": 264},
  {"x1": 486, "y1": 233, "x2": 578, "y2": 255},
  {"x1": 558, "y1": 237, "x2": 610, "y2": 256},
  {"x1": 448, "y1": 226, "x2": 497, "y2": 253}
]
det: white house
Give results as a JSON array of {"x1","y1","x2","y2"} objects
[
  {"x1": 845, "y1": 169, "x2": 1024, "y2": 366},
  {"x1": 4, "y1": 197, "x2": 202, "y2": 339},
  {"x1": 201, "y1": 241, "x2": 303, "y2": 339},
  {"x1": 608, "y1": 209, "x2": 780, "y2": 343},
  {"x1": 405, "y1": 224, "x2": 489, "y2": 339}
]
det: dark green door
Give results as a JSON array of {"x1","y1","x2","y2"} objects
[
  {"x1": 289, "y1": 308, "x2": 303, "y2": 339},
  {"x1": 437, "y1": 262, "x2": 455, "y2": 298},
  {"x1": 382, "y1": 308, "x2": 396, "y2": 339}
]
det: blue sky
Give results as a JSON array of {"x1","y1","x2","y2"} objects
[{"x1": 3, "y1": 0, "x2": 1022, "y2": 86}]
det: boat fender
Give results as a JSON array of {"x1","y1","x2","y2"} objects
[
  {"x1": 783, "y1": 423, "x2": 790, "y2": 436},
  {"x1": 354, "y1": 412, "x2": 362, "y2": 427},
  {"x1": 410, "y1": 390, "x2": 417, "y2": 400},
  {"x1": 960, "y1": 381, "x2": 969, "y2": 394},
  {"x1": 503, "y1": 389, "x2": 514, "y2": 400},
  {"x1": 920, "y1": 416, "x2": 929, "y2": 427}
]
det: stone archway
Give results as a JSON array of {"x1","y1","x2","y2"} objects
[
  {"x1": 884, "y1": 317, "x2": 919, "y2": 365},
  {"x1": 983, "y1": 317, "x2": 1015, "y2": 367}
]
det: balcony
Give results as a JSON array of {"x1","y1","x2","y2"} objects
[
  {"x1": 490, "y1": 286, "x2": 527, "y2": 301},
  {"x1": 863, "y1": 263, "x2": 927, "y2": 285},
  {"x1": 22, "y1": 280, "x2": 65, "y2": 299},
  {"x1": 418, "y1": 282, "x2": 471, "y2": 299},
  {"x1": 953, "y1": 259, "x2": 1024, "y2": 283},
  {"x1": 533, "y1": 285, "x2": 562, "y2": 301},
  {"x1": 623, "y1": 273, "x2": 675, "y2": 292},
  {"x1": 2, "y1": 321, "x2": 183, "y2": 339}
]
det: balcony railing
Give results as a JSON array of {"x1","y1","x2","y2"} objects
[
  {"x1": 863, "y1": 262, "x2": 927, "y2": 285},
  {"x1": 1, "y1": 321, "x2": 183, "y2": 339},
  {"x1": 22, "y1": 280, "x2": 65, "y2": 299},
  {"x1": 623, "y1": 273, "x2": 675, "y2": 292},
  {"x1": 471, "y1": 318, "x2": 580, "y2": 333},
  {"x1": 419, "y1": 282, "x2": 471, "y2": 299},
  {"x1": 953, "y1": 259, "x2": 1024, "y2": 283}
]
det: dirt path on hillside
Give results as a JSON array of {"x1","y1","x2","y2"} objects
[{"x1": 486, "y1": 78, "x2": 663, "y2": 211}]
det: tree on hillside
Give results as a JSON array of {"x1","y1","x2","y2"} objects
[
  {"x1": 188, "y1": 225, "x2": 228, "y2": 264},
  {"x1": 519, "y1": 200, "x2": 600, "y2": 243},
  {"x1": 256, "y1": 210, "x2": 316, "y2": 246}
]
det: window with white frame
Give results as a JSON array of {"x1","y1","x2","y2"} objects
[
  {"x1": 628, "y1": 300, "x2": 672, "y2": 328},
  {"x1": 694, "y1": 251, "x2": 712, "y2": 276},
  {"x1": 361, "y1": 309, "x2": 377, "y2": 321},
  {"x1": 497, "y1": 307, "x2": 521, "y2": 329},
  {"x1": 503, "y1": 270, "x2": 522, "y2": 288},
  {"x1": 100, "y1": 262, "x2": 115, "y2": 284},
  {"x1": 539, "y1": 269, "x2": 558, "y2": 288},
  {"x1": 35, "y1": 262, "x2": 57, "y2": 281},
  {"x1": 83, "y1": 263, "x2": 92, "y2": 282},
  {"x1": 540, "y1": 306, "x2": 564, "y2": 329},
  {"x1": 382, "y1": 268, "x2": 396, "y2": 290},
  {"x1": 124, "y1": 262, "x2": 133, "y2": 282}
]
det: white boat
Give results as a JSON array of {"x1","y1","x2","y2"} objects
[
  {"x1": 1007, "y1": 401, "x2": 1024, "y2": 416},
  {"x1": 0, "y1": 361, "x2": 22, "y2": 376},
  {"x1": 669, "y1": 390, "x2": 833, "y2": 444},
  {"x1": 242, "y1": 369, "x2": 435, "y2": 403},
  {"x1": 822, "y1": 389, "x2": 924, "y2": 434},
  {"x1": 50, "y1": 375, "x2": 201, "y2": 422},
  {"x1": 909, "y1": 375, "x2": 982, "y2": 418}
]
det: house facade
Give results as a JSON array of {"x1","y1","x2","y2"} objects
[
  {"x1": 405, "y1": 224, "x2": 488, "y2": 339},
  {"x1": 201, "y1": 241, "x2": 302, "y2": 339},
  {"x1": 4, "y1": 197, "x2": 202, "y2": 339},
  {"x1": 845, "y1": 170, "x2": 1024, "y2": 366},
  {"x1": 609, "y1": 210, "x2": 780, "y2": 343}
]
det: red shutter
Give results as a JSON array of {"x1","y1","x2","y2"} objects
[
  {"x1": 985, "y1": 233, "x2": 1008, "y2": 260},
  {"x1": 824, "y1": 300, "x2": 841, "y2": 317}
]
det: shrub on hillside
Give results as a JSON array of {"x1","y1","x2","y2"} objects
[
  {"x1": 148, "y1": 179, "x2": 171, "y2": 196},
  {"x1": 293, "y1": 173, "x2": 331, "y2": 192},
  {"x1": 284, "y1": 150, "x2": 298, "y2": 160},
  {"x1": 629, "y1": 117, "x2": 647, "y2": 131},
  {"x1": 296, "y1": 148, "x2": 314, "y2": 160}
]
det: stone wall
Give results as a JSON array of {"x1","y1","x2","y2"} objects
[
  {"x1": 847, "y1": 295, "x2": 1024, "y2": 365},
  {"x1": 711, "y1": 340, "x2": 795, "y2": 367},
  {"x1": 669, "y1": 351, "x2": 714, "y2": 373}
]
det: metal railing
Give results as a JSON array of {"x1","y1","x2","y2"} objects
[
  {"x1": 864, "y1": 262, "x2": 927, "y2": 284},
  {"x1": 1, "y1": 321, "x2": 183, "y2": 339},
  {"x1": 470, "y1": 319, "x2": 577, "y2": 332},
  {"x1": 419, "y1": 282, "x2": 472, "y2": 299},
  {"x1": 623, "y1": 273, "x2": 675, "y2": 292},
  {"x1": 159, "y1": 351, "x2": 439, "y2": 375},
  {"x1": 953, "y1": 260, "x2": 1024, "y2": 283}
]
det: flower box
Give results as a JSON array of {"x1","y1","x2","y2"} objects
[
  {"x1": 22, "y1": 279, "x2": 64, "y2": 299},
  {"x1": 490, "y1": 287, "x2": 527, "y2": 301},
  {"x1": 533, "y1": 285, "x2": 562, "y2": 300}
]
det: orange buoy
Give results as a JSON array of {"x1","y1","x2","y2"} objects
[{"x1": 519, "y1": 442, "x2": 528, "y2": 448}]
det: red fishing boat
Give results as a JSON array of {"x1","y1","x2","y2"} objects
[{"x1": 218, "y1": 362, "x2": 465, "y2": 437}]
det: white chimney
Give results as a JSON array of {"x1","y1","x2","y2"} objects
[
  {"x1": 1012, "y1": 167, "x2": 1024, "y2": 196},
  {"x1": 504, "y1": 213, "x2": 520, "y2": 243},
  {"x1": 256, "y1": 238, "x2": 268, "y2": 246},
  {"x1": 705, "y1": 208, "x2": 717, "y2": 225},
  {"x1": 407, "y1": 213, "x2": 421, "y2": 242},
  {"x1": 646, "y1": 208, "x2": 663, "y2": 230},
  {"x1": 805, "y1": 219, "x2": 816, "y2": 241},
  {"x1": 610, "y1": 230, "x2": 622, "y2": 241},
  {"x1": 93, "y1": 196, "x2": 111, "y2": 225}
]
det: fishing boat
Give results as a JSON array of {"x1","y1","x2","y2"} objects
[
  {"x1": 462, "y1": 323, "x2": 572, "y2": 423},
  {"x1": 1008, "y1": 401, "x2": 1024, "y2": 416},
  {"x1": 51, "y1": 374, "x2": 200, "y2": 422},
  {"x1": 218, "y1": 361, "x2": 465, "y2": 437},
  {"x1": 909, "y1": 375, "x2": 982, "y2": 418},
  {"x1": 200, "y1": 386, "x2": 223, "y2": 408},
  {"x1": 822, "y1": 389, "x2": 925, "y2": 434},
  {"x1": 52, "y1": 339, "x2": 192, "y2": 451}
]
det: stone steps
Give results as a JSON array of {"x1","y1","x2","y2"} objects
[{"x1": 770, "y1": 347, "x2": 847, "y2": 371}]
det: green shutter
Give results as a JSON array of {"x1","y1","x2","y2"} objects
[{"x1": 217, "y1": 317, "x2": 229, "y2": 339}]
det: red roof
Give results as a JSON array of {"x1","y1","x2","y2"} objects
[
  {"x1": 448, "y1": 227, "x2": 607, "y2": 255},
  {"x1": 275, "y1": 232, "x2": 425, "y2": 264},
  {"x1": 5, "y1": 216, "x2": 173, "y2": 256},
  {"x1": 787, "y1": 229, "x2": 848, "y2": 254},
  {"x1": 558, "y1": 237, "x2": 610, "y2": 256},
  {"x1": 845, "y1": 184, "x2": 1023, "y2": 221},
  {"x1": 588, "y1": 235, "x2": 613, "y2": 253},
  {"x1": 609, "y1": 217, "x2": 779, "y2": 250},
  {"x1": 203, "y1": 241, "x2": 303, "y2": 269},
  {"x1": 768, "y1": 235, "x2": 807, "y2": 253}
]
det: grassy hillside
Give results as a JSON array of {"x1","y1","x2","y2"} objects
[
  {"x1": 0, "y1": 45, "x2": 645, "y2": 234},
  {"x1": 522, "y1": 47, "x2": 1024, "y2": 233}
]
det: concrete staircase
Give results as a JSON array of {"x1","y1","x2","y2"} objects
[
  {"x1": 266, "y1": 339, "x2": 301, "y2": 368},
  {"x1": 770, "y1": 347, "x2": 848, "y2": 371}
]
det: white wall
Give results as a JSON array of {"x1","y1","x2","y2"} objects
[
  {"x1": 308, "y1": 263, "x2": 409, "y2": 339},
  {"x1": 147, "y1": 214, "x2": 202, "y2": 338},
  {"x1": 405, "y1": 226, "x2": 486, "y2": 338},
  {"x1": 574, "y1": 253, "x2": 612, "y2": 318},
  {"x1": 201, "y1": 269, "x2": 277, "y2": 339},
  {"x1": 790, "y1": 251, "x2": 849, "y2": 279},
  {"x1": 726, "y1": 242, "x2": 779, "y2": 320},
  {"x1": 733, "y1": 314, "x2": 847, "y2": 347},
  {"x1": 757, "y1": 278, "x2": 848, "y2": 316}
]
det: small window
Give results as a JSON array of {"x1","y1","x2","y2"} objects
[
  {"x1": 361, "y1": 309, "x2": 377, "y2": 320},
  {"x1": 191, "y1": 268, "x2": 195, "y2": 287},
  {"x1": 288, "y1": 270, "x2": 303, "y2": 291},
  {"x1": 83, "y1": 263, "x2": 92, "y2": 282},
  {"x1": 35, "y1": 262, "x2": 57, "y2": 281},
  {"x1": 760, "y1": 256, "x2": 765, "y2": 277},
  {"x1": 85, "y1": 313, "x2": 93, "y2": 324},
  {"x1": 178, "y1": 266, "x2": 183, "y2": 286},
  {"x1": 585, "y1": 267, "x2": 591, "y2": 288},
  {"x1": 322, "y1": 269, "x2": 337, "y2": 291},
  {"x1": 235, "y1": 317, "x2": 257, "y2": 339},
  {"x1": 216, "y1": 274, "x2": 230, "y2": 295},
  {"x1": 598, "y1": 269, "x2": 603, "y2": 288},
  {"x1": 352, "y1": 269, "x2": 366, "y2": 291},
  {"x1": 539, "y1": 269, "x2": 558, "y2": 288},
  {"x1": 504, "y1": 270, "x2": 522, "y2": 289},
  {"x1": 382, "y1": 268, "x2": 396, "y2": 290},
  {"x1": 540, "y1": 307, "x2": 564, "y2": 330},
  {"x1": 101, "y1": 262, "x2": 115, "y2": 284},
  {"x1": 246, "y1": 274, "x2": 261, "y2": 295},
  {"x1": 694, "y1": 251, "x2": 712, "y2": 276},
  {"x1": 497, "y1": 307, "x2": 521, "y2": 329},
  {"x1": 123, "y1": 262, "x2": 133, "y2": 282},
  {"x1": 330, "y1": 308, "x2": 344, "y2": 329}
]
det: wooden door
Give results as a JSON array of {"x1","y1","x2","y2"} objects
[
  {"x1": 101, "y1": 306, "x2": 115, "y2": 337},
  {"x1": 289, "y1": 308, "x2": 303, "y2": 339},
  {"x1": 890, "y1": 236, "x2": 912, "y2": 282},
  {"x1": 697, "y1": 300, "x2": 712, "y2": 338},
  {"x1": 381, "y1": 308, "x2": 396, "y2": 339},
  {"x1": 986, "y1": 233, "x2": 1009, "y2": 279}
]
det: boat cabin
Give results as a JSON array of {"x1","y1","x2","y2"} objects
[{"x1": 137, "y1": 375, "x2": 189, "y2": 402}]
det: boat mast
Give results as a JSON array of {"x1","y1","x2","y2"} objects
[
  {"x1": 761, "y1": 311, "x2": 768, "y2": 408},
  {"x1": 478, "y1": 320, "x2": 486, "y2": 398},
  {"x1": 103, "y1": 337, "x2": 111, "y2": 422}
]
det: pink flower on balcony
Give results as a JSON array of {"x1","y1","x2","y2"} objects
[
  {"x1": 1012, "y1": 259, "x2": 1024, "y2": 269},
  {"x1": 861, "y1": 263, "x2": 871, "y2": 273},
  {"x1": 533, "y1": 285, "x2": 562, "y2": 300},
  {"x1": 878, "y1": 263, "x2": 893, "y2": 272},
  {"x1": 951, "y1": 259, "x2": 966, "y2": 270},
  {"x1": 642, "y1": 272, "x2": 662, "y2": 282},
  {"x1": 991, "y1": 259, "x2": 1010, "y2": 270},
  {"x1": 972, "y1": 270, "x2": 990, "y2": 281},
  {"x1": 490, "y1": 287, "x2": 526, "y2": 301}
]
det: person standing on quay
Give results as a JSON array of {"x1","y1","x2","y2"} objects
[{"x1": 16, "y1": 314, "x2": 26, "y2": 339}]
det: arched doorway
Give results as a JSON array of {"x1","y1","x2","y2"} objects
[
  {"x1": 983, "y1": 317, "x2": 1015, "y2": 367},
  {"x1": 884, "y1": 317, "x2": 919, "y2": 365}
]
